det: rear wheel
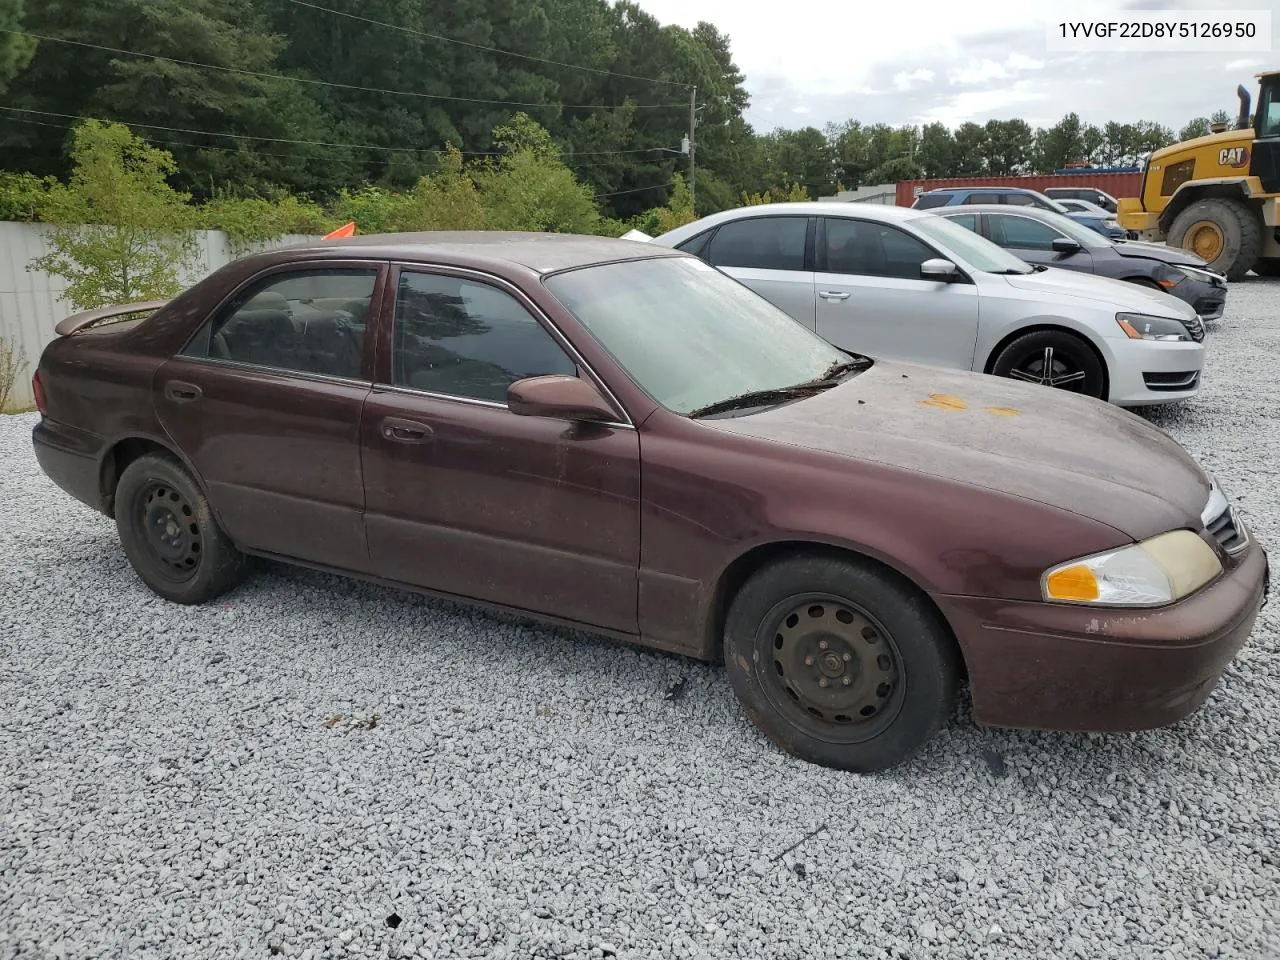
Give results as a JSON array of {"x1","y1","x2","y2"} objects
[
  {"x1": 114, "y1": 453, "x2": 251, "y2": 604},
  {"x1": 1167, "y1": 198, "x2": 1262, "y2": 281},
  {"x1": 989, "y1": 329, "x2": 1106, "y2": 399},
  {"x1": 723, "y1": 553, "x2": 960, "y2": 772},
  {"x1": 1252, "y1": 258, "x2": 1280, "y2": 278}
]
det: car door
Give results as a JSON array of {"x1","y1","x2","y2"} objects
[
  {"x1": 985, "y1": 212, "x2": 1096, "y2": 274},
  {"x1": 813, "y1": 216, "x2": 981, "y2": 369},
  {"x1": 359, "y1": 265, "x2": 641, "y2": 633},
  {"x1": 154, "y1": 262, "x2": 385, "y2": 571},
  {"x1": 701, "y1": 215, "x2": 817, "y2": 329}
]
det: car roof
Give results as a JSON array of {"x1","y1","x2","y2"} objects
[
  {"x1": 926, "y1": 186, "x2": 1038, "y2": 193},
  {"x1": 670, "y1": 201, "x2": 930, "y2": 227},
  {"x1": 935, "y1": 204, "x2": 1060, "y2": 217},
  {"x1": 266, "y1": 230, "x2": 683, "y2": 275}
]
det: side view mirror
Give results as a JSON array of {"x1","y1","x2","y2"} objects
[
  {"x1": 1051, "y1": 237, "x2": 1082, "y2": 254},
  {"x1": 920, "y1": 258, "x2": 960, "y2": 281},
  {"x1": 507, "y1": 374, "x2": 620, "y2": 423}
]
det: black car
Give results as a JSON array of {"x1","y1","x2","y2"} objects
[{"x1": 934, "y1": 204, "x2": 1229, "y2": 321}]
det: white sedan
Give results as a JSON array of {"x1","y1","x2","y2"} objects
[{"x1": 649, "y1": 203, "x2": 1206, "y2": 405}]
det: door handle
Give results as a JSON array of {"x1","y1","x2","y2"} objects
[
  {"x1": 164, "y1": 380, "x2": 202, "y2": 402},
  {"x1": 380, "y1": 417, "x2": 433, "y2": 443},
  {"x1": 818, "y1": 290, "x2": 851, "y2": 301}
]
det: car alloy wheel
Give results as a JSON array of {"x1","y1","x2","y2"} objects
[
  {"x1": 990, "y1": 330, "x2": 1106, "y2": 399},
  {"x1": 1008, "y1": 345, "x2": 1090, "y2": 391}
]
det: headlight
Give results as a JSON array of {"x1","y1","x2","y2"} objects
[
  {"x1": 1175, "y1": 264, "x2": 1221, "y2": 284},
  {"x1": 1042, "y1": 530, "x2": 1222, "y2": 607},
  {"x1": 1116, "y1": 312, "x2": 1190, "y2": 341},
  {"x1": 1105, "y1": 219, "x2": 1120, "y2": 229},
  {"x1": 1153, "y1": 264, "x2": 1185, "y2": 289}
]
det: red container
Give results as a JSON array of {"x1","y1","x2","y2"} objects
[{"x1": 896, "y1": 172, "x2": 1143, "y2": 207}]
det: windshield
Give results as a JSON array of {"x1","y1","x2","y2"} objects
[
  {"x1": 544, "y1": 256, "x2": 850, "y2": 416},
  {"x1": 909, "y1": 214, "x2": 1035, "y2": 274}
]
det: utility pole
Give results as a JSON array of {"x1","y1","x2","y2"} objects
[{"x1": 688, "y1": 85, "x2": 697, "y2": 211}]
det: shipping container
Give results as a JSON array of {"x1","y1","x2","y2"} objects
[{"x1": 896, "y1": 172, "x2": 1143, "y2": 207}]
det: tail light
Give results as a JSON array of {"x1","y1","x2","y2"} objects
[{"x1": 32, "y1": 370, "x2": 47, "y2": 415}]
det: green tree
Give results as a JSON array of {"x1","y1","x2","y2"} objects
[
  {"x1": 29, "y1": 121, "x2": 198, "y2": 310},
  {"x1": 474, "y1": 113, "x2": 601, "y2": 232},
  {"x1": 0, "y1": 0, "x2": 35, "y2": 93},
  {"x1": 1036, "y1": 113, "x2": 1085, "y2": 171},
  {"x1": 917, "y1": 123, "x2": 956, "y2": 179},
  {"x1": 982, "y1": 119, "x2": 1033, "y2": 175},
  {"x1": 1180, "y1": 117, "x2": 1211, "y2": 141},
  {"x1": 953, "y1": 122, "x2": 988, "y2": 175},
  {"x1": 1210, "y1": 108, "x2": 1232, "y2": 127}
]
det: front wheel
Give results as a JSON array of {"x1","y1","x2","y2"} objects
[
  {"x1": 989, "y1": 329, "x2": 1106, "y2": 399},
  {"x1": 114, "y1": 453, "x2": 251, "y2": 604},
  {"x1": 723, "y1": 553, "x2": 960, "y2": 772},
  {"x1": 1253, "y1": 259, "x2": 1280, "y2": 278}
]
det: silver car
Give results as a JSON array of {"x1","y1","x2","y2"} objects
[{"x1": 650, "y1": 203, "x2": 1205, "y2": 406}]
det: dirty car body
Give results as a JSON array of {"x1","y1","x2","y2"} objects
[{"x1": 30, "y1": 232, "x2": 1270, "y2": 771}]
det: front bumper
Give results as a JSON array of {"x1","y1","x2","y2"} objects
[
  {"x1": 935, "y1": 539, "x2": 1269, "y2": 733},
  {"x1": 1169, "y1": 276, "x2": 1228, "y2": 322},
  {"x1": 1102, "y1": 336, "x2": 1204, "y2": 406}
]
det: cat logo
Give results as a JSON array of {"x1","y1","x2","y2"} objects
[{"x1": 1219, "y1": 146, "x2": 1250, "y2": 168}]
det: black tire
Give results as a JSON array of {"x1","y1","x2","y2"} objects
[
  {"x1": 723, "y1": 553, "x2": 960, "y2": 772},
  {"x1": 989, "y1": 329, "x2": 1106, "y2": 399},
  {"x1": 114, "y1": 452, "x2": 251, "y2": 604},
  {"x1": 1252, "y1": 258, "x2": 1280, "y2": 278},
  {"x1": 1167, "y1": 198, "x2": 1262, "y2": 281}
]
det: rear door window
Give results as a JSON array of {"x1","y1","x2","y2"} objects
[
  {"x1": 186, "y1": 268, "x2": 378, "y2": 380},
  {"x1": 705, "y1": 216, "x2": 808, "y2": 271}
]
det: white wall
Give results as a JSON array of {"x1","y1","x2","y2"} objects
[{"x1": 0, "y1": 222, "x2": 320, "y2": 410}]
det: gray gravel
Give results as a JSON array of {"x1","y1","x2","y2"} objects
[{"x1": 3, "y1": 279, "x2": 1279, "y2": 960}]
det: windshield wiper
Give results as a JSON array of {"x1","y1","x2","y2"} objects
[
  {"x1": 687, "y1": 382, "x2": 838, "y2": 418},
  {"x1": 687, "y1": 357, "x2": 871, "y2": 419},
  {"x1": 817, "y1": 356, "x2": 873, "y2": 381},
  {"x1": 990, "y1": 267, "x2": 1034, "y2": 275}
]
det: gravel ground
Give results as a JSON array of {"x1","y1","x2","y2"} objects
[{"x1": 2, "y1": 279, "x2": 1279, "y2": 960}]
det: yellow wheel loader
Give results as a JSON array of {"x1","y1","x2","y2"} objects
[{"x1": 1118, "y1": 72, "x2": 1280, "y2": 280}]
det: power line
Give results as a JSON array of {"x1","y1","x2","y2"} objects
[
  {"x1": 593, "y1": 183, "x2": 671, "y2": 200},
  {"x1": 2, "y1": 29, "x2": 687, "y2": 111},
  {"x1": 1, "y1": 109, "x2": 686, "y2": 166},
  {"x1": 282, "y1": 0, "x2": 693, "y2": 89}
]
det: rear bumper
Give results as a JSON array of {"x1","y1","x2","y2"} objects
[
  {"x1": 935, "y1": 540, "x2": 1269, "y2": 733},
  {"x1": 32, "y1": 417, "x2": 109, "y2": 514}
]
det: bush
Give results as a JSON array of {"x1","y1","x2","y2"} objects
[
  {"x1": 741, "y1": 183, "x2": 809, "y2": 206},
  {"x1": 0, "y1": 172, "x2": 54, "y2": 222},
  {"x1": 197, "y1": 193, "x2": 336, "y2": 253},
  {"x1": 0, "y1": 334, "x2": 26, "y2": 413},
  {"x1": 28, "y1": 121, "x2": 199, "y2": 311}
]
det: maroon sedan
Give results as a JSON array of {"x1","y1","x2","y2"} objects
[{"x1": 30, "y1": 232, "x2": 1269, "y2": 772}]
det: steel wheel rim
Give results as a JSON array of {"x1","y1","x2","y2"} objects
[
  {"x1": 138, "y1": 482, "x2": 202, "y2": 583},
  {"x1": 756, "y1": 593, "x2": 906, "y2": 745},
  {"x1": 1186, "y1": 221, "x2": 1224, "y2": 262},
  {"x1": 1007, "y1": 345, "x2": 1090, "y2": 392}
]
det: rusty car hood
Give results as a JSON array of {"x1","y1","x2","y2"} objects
[{"x1": 701, "y1": 361, "x2": 1211, "y2": 541}]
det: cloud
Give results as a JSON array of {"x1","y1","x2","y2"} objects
[
  {"x1": 631, "y1": 0, "x2": 1276, "y2": 133},
  {"x1": 892, "y1": 68, "x2": 935, "y2": 92}
]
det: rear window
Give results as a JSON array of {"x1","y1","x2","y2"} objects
[{"x1": 912, "y1": 193, "x2": 952, "y2": 209}]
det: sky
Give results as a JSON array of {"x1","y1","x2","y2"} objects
[{"x1": 631, "y1": 0, "x2": 1278, "y2": 133}]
